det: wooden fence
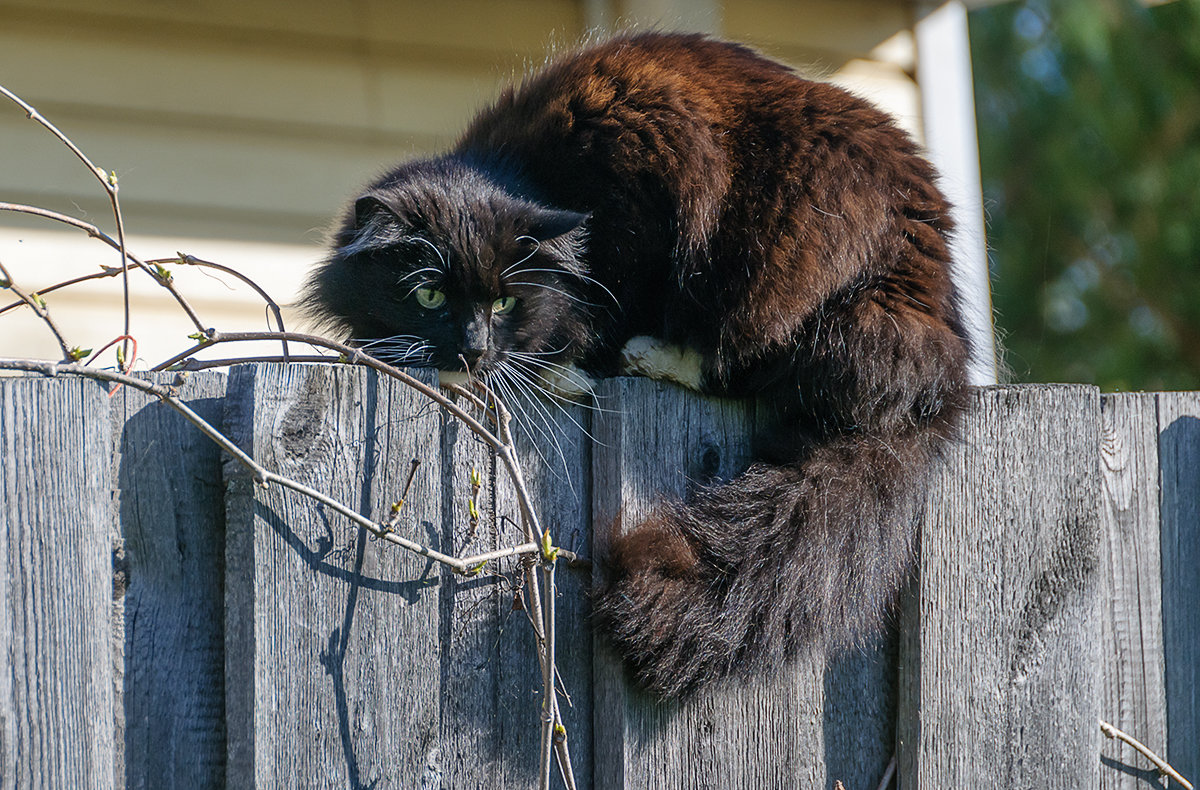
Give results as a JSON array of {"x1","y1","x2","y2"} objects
[{"x1": 0, "y1": 365, "x2": 1196, "y2": 789}]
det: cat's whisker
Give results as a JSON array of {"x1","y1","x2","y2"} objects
[
  {"x1": 510, "y1": 267, "x2": 619, "y2": 306},
  {"x1": 503, "y1": 362, "x2": 604, "y2": 446},
  {"x1": 490, "y1": 366, "x2": 576, "y2": 488},
  {"x1": 357, "y1": 334, "x2": 428, "y2": 349},
  {"x1": 409, "y1": 237, "x2": 449, "y2": 272},
  {"x1": 506, "y1": 352, "x2": 603, "y2": 401},
  {"x1": 500, "y1": 236, "x2": 541, "y2": 277},
  {"x1": 504, "y1": 355, "x2": 617, "y2": 414},
  {"x1": 507, "y1": 281, "x2": 602, "y2": 308},
  {"x1": 487, "y1": 370, "x2": 564, "y2": 478},
  {"x1": 396, "y1": 266, "x2": 443, "y2": 284}
]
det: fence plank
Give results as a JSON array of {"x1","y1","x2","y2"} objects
[
  {"x1": 591, "y1": 377, "x2": 896, "y2": 790},
  {"x1": 222, "y1": 363, "x2": 589, "y2": 787},
  {"x1": 1158, "y1": 392, "x2": 1200, "y2": 786},
  {"x1": 112, "y1": 371, "x2": 229, "y2": 789},
  {"x1": 1097, "y1": 393, "x2": 1168, "y2": 789},
  {"x1": 0, "y1": 377, "x2": 116, "y2": 789},
  {"x1": 434, "y1": 388, "x2": 593, "y2": 788},
  {"x1": 223, "y1": 363, "x2": 445, "y2": 787},
  {"x1": 898, "y1": 385, "x2": 1102, "y2": 789},
  {"x1": 491, "y1": 393, "x2": 594, "y2": 788}
]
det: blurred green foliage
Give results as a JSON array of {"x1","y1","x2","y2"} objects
[{"x1": 970, "y1": 0, "x2": 1200, "y2": 390}]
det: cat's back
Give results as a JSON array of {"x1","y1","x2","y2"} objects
[
  {"x1": 455, "y1": 33, "x2": 913, "y2": 207},
  {"x1": 457, "y1": 32, "x2": 817, "y2": 151}
]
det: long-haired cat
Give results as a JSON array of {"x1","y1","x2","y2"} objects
[{"x1": 304, "y1": 32, "x2": 971, "y2": 698}]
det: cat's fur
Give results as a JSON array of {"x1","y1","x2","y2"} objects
[{"x1": 304, "y1": 32, "x2": 971, "y2": 698}]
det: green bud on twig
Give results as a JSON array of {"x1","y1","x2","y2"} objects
[
  {"x1": 69, "y1": 347, "x2": 92, "y2": 361},
  {"x1": 107, "y1": 170, "x2": 119, "y2": 187},
  {"x1": 541, "y1": 528, "x2": 558, "y2": 562},
  {"x1": 152, "y1": 264, "x2": 173, "y2": 283},
  {"x1": 30, "y1": 292, "x2": 46, "y2": 309}
]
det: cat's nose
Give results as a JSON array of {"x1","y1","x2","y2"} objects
[{"x1": 460, "y1": 347, "x2": 485, "y2": 369}]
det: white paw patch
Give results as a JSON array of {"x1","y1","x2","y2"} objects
[
  {"x1": 536, "y1": 364, "x2": 596, "y2": 400},
  {"x1": 619, "y1": 335, "x2": 704, "y2": 391}
]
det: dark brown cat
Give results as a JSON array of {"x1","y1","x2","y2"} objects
[{"x1": 304, "y1": 32, "x2": 971, "y2": 697}]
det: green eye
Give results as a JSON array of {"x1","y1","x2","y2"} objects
[
  {"x1": 414, "y1": 287, "x2": 446, "y2": 309},
  {"x1": 492, "y1": 296, "x2": 518, "y2": 315}
]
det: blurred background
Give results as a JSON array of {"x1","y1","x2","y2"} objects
[
  {"x1": 0, "y1": 0, "x2": 1195, "y2": 390},
  {"x1": 972, "y1": 0, "x2": 1199, "y2": 390}
]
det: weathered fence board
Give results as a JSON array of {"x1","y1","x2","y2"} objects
[
  {"x1": 591, "y1": 378, "x2": 896, "y2": 790},
  {"x1": 222, "y1": 363, "x2": 590, "y2": 787},
  {"x1": 898, "y1": 385, "x2": 1103, "y2": 789},
  {"x1": 0, "y1": 378, "x2": 116, "y2": 789},
  {"x1": 223, "y1": 363, "x2": 446, "y2": 787},
  {"x1": 1, "y1": 370, "x2": 1198, "y2": 789},
  {"x1": 113, "y1": 371, "x2": 229, "y2": 790},
  {"x1": 1098, "y1": 393, "x2": 1168, "y2": 789},
  {"x1": 1159, "y1": 393, "x2": 1200, "y2": 785},
  {"x1": 434, "y1": 381, "x2": 593, "y2": 788}
]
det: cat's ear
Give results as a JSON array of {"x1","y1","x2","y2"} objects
[
  {"x1": 354, "y1": 194, "x2": 394, "y2": 228},
  {"x1": 527, "y1": 208, "x2": 588, "y2": 242}
]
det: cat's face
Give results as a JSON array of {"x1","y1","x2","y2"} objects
[{"x1": 305, "y1": 159, "x2": 592, "y2": 382}]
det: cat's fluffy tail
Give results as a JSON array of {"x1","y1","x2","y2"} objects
[{"x1": 592, "y1": 429, "x2": 941, "y2": 698}]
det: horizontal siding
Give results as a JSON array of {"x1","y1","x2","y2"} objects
[{"x1": 0, "y1": 0, "x2": 583, "y2": 60}]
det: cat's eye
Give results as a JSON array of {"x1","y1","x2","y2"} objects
[
  {"x1": 414, "y1": 287, "x2": 446, "y2": 310},
  {"x1": 492, "y1": 296, "x2": 518, "y2": 315}
]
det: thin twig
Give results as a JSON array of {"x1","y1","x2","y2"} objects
[
  {"x1": 0, "y1": 358, "x2": 542, "y2": 575},
  {"x1": 539, "y1": 559, "x2": 557, "y2": 790},
  {"x1": 0, "y1": 260, "x2": 75, "y2": 361},
  {"x1": 1100, "y1": 718, "x2": 1193, "y2": 790},
  {"x1": 148, "y1": 254, "x2": 289, "y2": 357},
  {"x1": 151, "y1": 330, "x2": 505, "y2": 449},
  {"x1": 0, "y1": 85, "x2": 133, "y2": 371},
  {"x1": 0, "y1": 202, "x2": 207, "y2": 332},
  {"x1": 174, "y1": 355, "x2": 335, "y2": 371}
]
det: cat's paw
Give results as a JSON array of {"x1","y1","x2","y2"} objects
[
  {"x1": 619, "y1": 336, "x2": 704, "y2": 391},
  {"x1": 535, "y1": 364, "x2": 596, "y2": 401}
]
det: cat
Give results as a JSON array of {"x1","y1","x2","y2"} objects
[{"x1": 303, "y1": 31, "x2": 971, "y2": 698}]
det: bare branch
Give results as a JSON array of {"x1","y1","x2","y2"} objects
[
  {"x1": 151, "y1": 329, "x2": 505, "y2": 450},
  {"x1": 0, "y1": 85, "x2": 136, "y2": 370},
  {"x1": 149, "y1": 254, "x2": 289, "y2": 357},
  {"x1": 1100, "y1": 719, "x2": 1193, "y2": 790},
  {"x1": 0, "y1": 260, "x2": 76, "y2": 361},
  {"x1": 539, "y1": 559, "x2": 557, "y2": 790},
  {"x1": 0, "y1": 202, "x2": 207, "y2": 332},
  {"x1": 0, "y1": 358, "x2": 542, "y2": 575}
]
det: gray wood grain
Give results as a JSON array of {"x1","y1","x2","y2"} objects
[
  {"x1": 224, "y1": 363, "x2": 591, "y2": 788},
  {"x1": 898, "y1": 385, "x2": 1103, "y2": 789},
  {"x1": 1157, "y1": 392, "x2": 1200, "y2": 786},
  {"x1": 112, "y1": 371, "x2": 229, "y2": 789},
  {"x1": 487, "y1": 390, "x2": 593, "y2": 789},
  {"x1": 592, "y1": 377, "x2": 896, "y2": 790},
  {"x1": 433, "y1": 386, "x2": 594, "y2": 788},
  {"x1": 224, "y1": 363, "x2": 445, "y2": 787},
  {"x1": 1098, "y1": 393, "x2": 1168, "y2": 789},
  {"x1": 0, "y1": 377, "x2": 116, "y2": 789}
]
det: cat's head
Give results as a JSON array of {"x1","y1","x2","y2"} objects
[{"x1": 304, "y1": 157, "x2": 593, "y2": 379}]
